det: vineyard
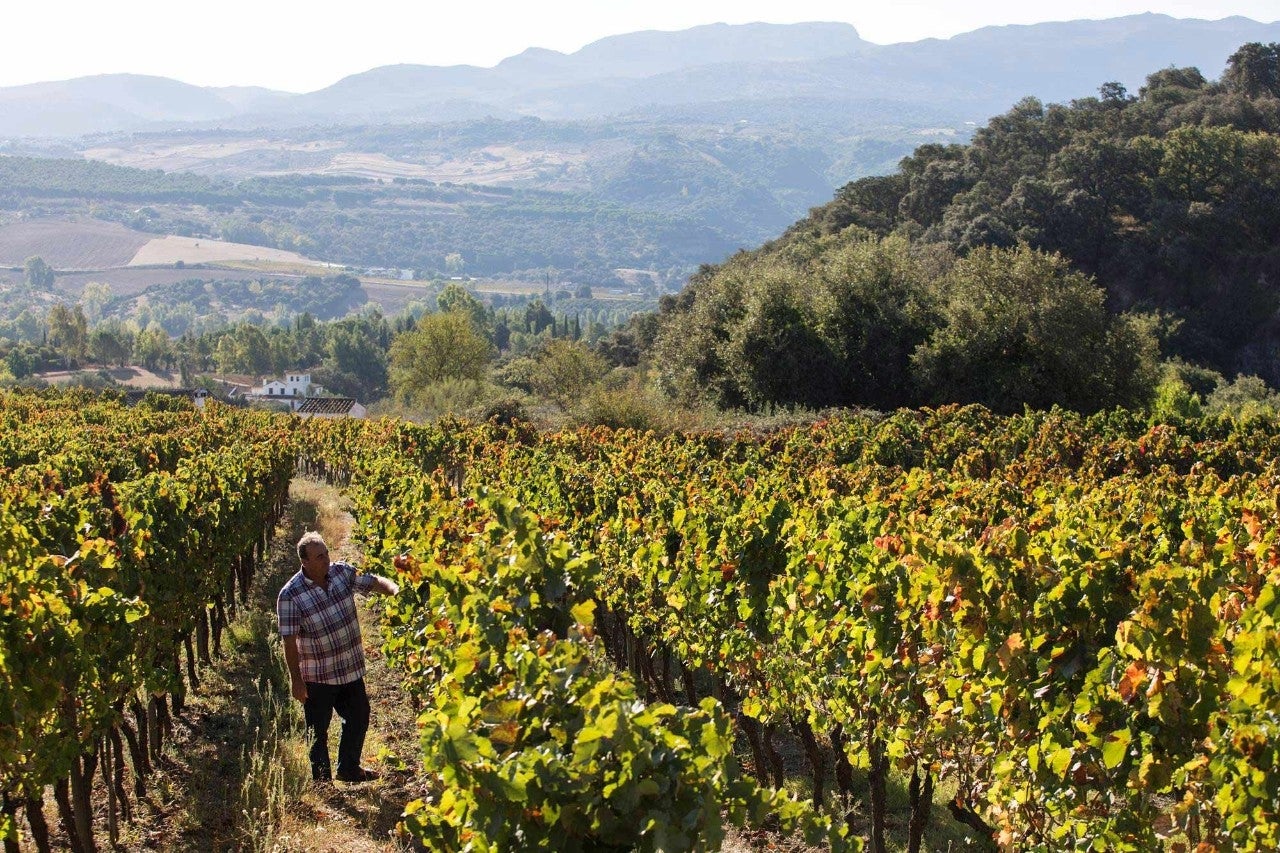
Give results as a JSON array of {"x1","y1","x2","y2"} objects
[
  {"x1": 3, "y1": 391, "x2": 1280, "y2": 851},
  {"x1": 0, "y1": 390, "x2": 296, "y2": 851}
]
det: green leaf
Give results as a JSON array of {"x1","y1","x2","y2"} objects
[
  {"x1": 1048, "y1": 747, "x2": 1073, "y2": 777},
  {"x1": 443, "y1": 718, "x2": 482, "y2": 764},
  {"x1": 570, "y1": 598, "x2": 596, "y2": 629},
  {"x1": 702, "y1": 721, "x2": 733, "y2": 759},
  {"x1": 490, "y1": 771, "x2": 528, "y2": 802},
  {"x1": 1101, "y1": 728, "x2": 1131, "y2": 770},
  {"x1": 1256, "y1": 583, "x2": 1275, "y2": 614}
]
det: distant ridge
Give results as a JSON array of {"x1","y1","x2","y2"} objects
[
  {"x1": 0, "y1": 74, "x2": 240, "y2": 136},
  {"x1": 0, "y1": 15, "x2": 1277, "y2": 136}
]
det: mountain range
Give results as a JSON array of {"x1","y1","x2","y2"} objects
[{"x1": 2, "y1": 14, "x2": 1278, "y2": 138}]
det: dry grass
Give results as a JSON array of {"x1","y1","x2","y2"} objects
[
  {"x1": 213, "y1": 258, "x2": 344, "y2": 275},
  {"x1": 128, "y1": 236, "x2": 318, "y2": 267},
  {"x1": 33, "y1": 366, "x2": 181, "y2": 389},
  {"x1": 286, "y1": 477, "x2": 353, "y2": 545}
]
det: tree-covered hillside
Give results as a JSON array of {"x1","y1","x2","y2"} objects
[
  {"x1": 793, "y1": 43, "x2": 1280, "y2": 380},
  {"x1": 644, "y1": 43, "x2": 1280, "y2": 413}
]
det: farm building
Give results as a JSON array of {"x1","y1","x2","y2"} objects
[{"x1": 245, "y1": 372, "x2": 324, "y2": 411}]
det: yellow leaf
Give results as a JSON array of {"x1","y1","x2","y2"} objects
[{"x1": 570, "y1": 599, "x2": 596, "y2": 629}]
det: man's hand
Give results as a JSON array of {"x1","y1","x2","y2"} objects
[
  {"x1": 291, "y1": 677, "x2": 308, "y2": 702},
  {"x1": 375, "y1": 576, "x2": 400, "y2": 596}
]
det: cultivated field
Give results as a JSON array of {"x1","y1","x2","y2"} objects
[
  {"x1": 128, "y1": 235, "x2": 318, "y2": 267},
  {"x1": 0, "y1": 219, "x2": 326, "y2": 277},
  {"x1": 387, "y1": 145, "x2": 588, "y2": 185},
  {"x1": 80, "y1": 137, "x2": 591, "y2": 185},
  {"x1": 0, "y1": 214, "x2": 643, "y2": 318},
  {"x1": 80, "y1": 138, "x2": 346, "y2": 176},
  {"x1": 0, "y1": 219, "x2": 150, "y2": 268}
]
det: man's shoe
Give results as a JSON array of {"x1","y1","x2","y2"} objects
[{"x1": 336, "y1": 767, "x2": 380, "y2": 783}]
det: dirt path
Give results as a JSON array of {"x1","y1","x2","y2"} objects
[{"x1": 268, "y1": 478, "x2": 429, "y2": 853}]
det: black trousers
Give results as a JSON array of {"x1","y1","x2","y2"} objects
[{"x1": 303, "y1": 678, "x2": 370, "y2": 779}]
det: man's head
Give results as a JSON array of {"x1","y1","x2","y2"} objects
[{"x1": 297, "y1": 531, "x2": 328, "y2": 563}]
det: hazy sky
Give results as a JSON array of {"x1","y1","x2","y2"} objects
[{"x1": 4, "y1": 1, "x2": 1277, "y2": 92}]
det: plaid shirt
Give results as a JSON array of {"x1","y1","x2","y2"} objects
[{"x1": 277, "y1": 561, "x2": 380, "y2": 685}]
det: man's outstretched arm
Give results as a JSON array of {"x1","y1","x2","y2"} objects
[
  {"x1": 367, "y1": 575, "x2": 400, "y2": 597},
  {"x1": 283, "y1": 634, "x2": 307, "y2": 702}
]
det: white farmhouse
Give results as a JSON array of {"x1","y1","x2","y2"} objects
[{"x1": 248, "y1": 372, "x2": 323, "y2": 410}]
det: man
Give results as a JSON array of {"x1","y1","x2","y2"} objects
[{"x1": 277, "y1": 531, "x2": 399, "y2": 782}]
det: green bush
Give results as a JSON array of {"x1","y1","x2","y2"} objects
[{"x1": 574, "y1": 381, "x2": 679, "y2": 432}]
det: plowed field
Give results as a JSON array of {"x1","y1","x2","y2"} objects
[{"x1": 0, "y1": 218, "x2": 149, "y2": 268}]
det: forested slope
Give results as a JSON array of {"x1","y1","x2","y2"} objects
[{"x1": 645, "y1": 43, "x2": 1280, "y2": 413}]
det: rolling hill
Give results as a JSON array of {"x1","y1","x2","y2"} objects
[{"x1": 1, "y1": 16, "x2": 1277, "y2": 137}]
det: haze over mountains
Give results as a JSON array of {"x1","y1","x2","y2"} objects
[{"x1": 2, "y1": 14, "x2": 1278, "y2": 138}]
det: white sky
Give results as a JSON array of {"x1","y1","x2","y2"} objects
[{"x1": 3, "y1": 1, "x2": 1277, "y2": 92}]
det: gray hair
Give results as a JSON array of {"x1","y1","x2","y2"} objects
[{"x1": 297, "y1": 531, "x2": 327, "y2": 562}]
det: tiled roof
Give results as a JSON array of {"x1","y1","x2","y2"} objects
[{"x1": 296, "y1": 397, "x2": 358, "y2": 415}]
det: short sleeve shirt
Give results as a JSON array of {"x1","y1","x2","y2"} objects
[{"x1": 277, "y1": 561, "x2": 379, "y2": 685}]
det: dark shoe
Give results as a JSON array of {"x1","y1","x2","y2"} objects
[
  {"x1": 312, "y1": 765, "x2": 331, "y2": 782},
  {"x1": 336, "y1": 767, "x2": 380, "y2": 783}
]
